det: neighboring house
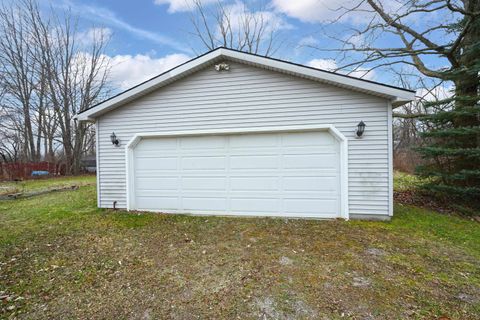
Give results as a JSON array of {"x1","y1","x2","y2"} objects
[
  {"x1": 80, "y1": 155, "x2": 96, "y2": 173},
  {"x1": 75, "y1": 47, "x2": 415, "y2": 220}
]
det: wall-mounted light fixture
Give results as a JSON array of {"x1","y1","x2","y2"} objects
[
  {"x1": 110, "y1": 132, "x2": 120, "y2": 146},
  {"x1": 215, "y1": 62, "x2": 230, "y2": 72},
  {"x1": 356, "y1": 121, "x2": 366, "y2": 137}
]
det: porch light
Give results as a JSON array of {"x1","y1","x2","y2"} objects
[
  {"x1": 356, "y1": 121, "x2": 366, "y2": 137},
  {"x1": 110, "y1": 132, "x2": 119, "y2": 146},
  {"x1": 215, "y1": 62, "x2": 230, "y2": 71}
]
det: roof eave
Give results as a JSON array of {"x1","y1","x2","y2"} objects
[{"x1": 391, "y1": 94, "x2": 416, "y2": 107}]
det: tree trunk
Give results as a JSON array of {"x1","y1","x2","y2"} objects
[{"x1": 36, "y1": 110, "x2": 42, "y2": 162}]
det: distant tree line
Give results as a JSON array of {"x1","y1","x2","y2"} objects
[{"x1": 0, "y1": 0, "x2": 110, "y2": 174}]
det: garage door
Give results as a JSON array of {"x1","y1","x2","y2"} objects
[{"x1": 131, "y1": 131, "x2": 341, "y2": 218}]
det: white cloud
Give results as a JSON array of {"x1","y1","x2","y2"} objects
[
  {"x1": 220, "y1": 1, "x2": 293, "y2": 34},
  {"x1": 308, "y1": 58, "x2": 375, "y2": 80},
  {"x1": 76, "y1": 27, "x2": 112, "y2": 46},
  {"x1": 271, "y1": 0, "x2": 402, "y2": 24},
  {"x1": 154, "y1": 0, "x2": 219, "y2": 13},
  {"x1": 298, "y1": 36, "x2": 319, "y2": 47},
  {"x1": 308, "y1": 58, "x2": 337, "y2": 70},
  {"x1": 106, "y1": 53, "x2": 191, "y2": 90},
  {"x1": 271, "y1": 0, "x2": 345, "y2": 23}
]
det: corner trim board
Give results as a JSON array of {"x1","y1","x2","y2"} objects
[
  {"x1": 95, "y1": 120, "x2": 101, "y2": 208},
  {"x1": 387, "y1": 101, "x2": 394, "y2": 216}
]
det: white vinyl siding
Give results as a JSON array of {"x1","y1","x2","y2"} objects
[{"x1": 97, "y1": 61, "x2": 390, "y2": 216}]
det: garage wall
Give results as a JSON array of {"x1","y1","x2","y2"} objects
[{"x1": 96, "y1": 60, "x2": 391, "y2": 217}]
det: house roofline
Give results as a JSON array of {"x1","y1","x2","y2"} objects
[{"x1": 76, "y1": 47, "x2": 415, "y2": 121}]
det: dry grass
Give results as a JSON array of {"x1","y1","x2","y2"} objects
[{"x1": 0, "y1": 181, "x2": 479, "y2": 319}]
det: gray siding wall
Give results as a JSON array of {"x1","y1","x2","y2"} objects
[{"x1": 97, "y1": 61, "x2": 391, "y2": 216}]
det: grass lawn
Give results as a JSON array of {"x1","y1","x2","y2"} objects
[{"x1": 0, "y1": 176, "x2": 479, "y2": 319}]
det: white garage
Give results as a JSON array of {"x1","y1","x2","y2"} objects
[
  {"x1": 127, "y1": 126, "x2": 347, "y2": 218},
  {"x1": 75, "y1": 47, "x2": 415, "y2": 220}
]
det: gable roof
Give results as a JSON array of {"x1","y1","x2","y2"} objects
[{"x1": 75, "y1": 47, "x2": 416, "y2": 121}]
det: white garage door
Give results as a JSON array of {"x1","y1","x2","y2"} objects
[{"x1": 132, "y1": 131, "x2": 341, "y2": 218}]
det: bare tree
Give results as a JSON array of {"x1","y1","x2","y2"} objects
[
  {"x1": 308, "y1": 0, "x2": 479, "y2": 103},
  {"x1": 189, "y1": 1, "x2": 283, "y2": 56},
  {"x1": 0, "y1": 2, "x2": 41, "y2": 161},
  {"x1": 0, "y1": 0, "x2": 111, "y2": 175},
  {"x1": 27, "y1": 0, "x2": 110, "y2": 174},
  {"x1": 392, "y1": 72, "x2": 448, "y2": 171}
]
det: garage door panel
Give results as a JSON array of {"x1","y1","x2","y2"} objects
[
  {"x1": 181, "y1": 156, "x2": 226, "y2": 170},
  {"x1": 231, "y1": 198, "x2": 280, "y2": 212},
  {"x1": 281, "y1": 169, "x2": 337, "y2": 176},
  {"x1": 182, "y1": 177, "x2": 227, "y2": 190},
  {"x1": 283, "y1": 176, "x2": 338, "y2": 191},
  {"x1": 136, "y1": 196, "x2": 179, "y2": 210},
  {"x1": 181, "y1": 190, "x2": 228, "y2": 197},
  {"x1": 230, "y1": 134, "x2": 278, "y2": 148},
  {"x1": 283, "y1": 191, "x2": 337, "y2": 198},
  {"x1": 283, "y1": 154, "x2": 337, "y2": 169},
  {"x1": 228, "y1": 191, "x2": 285, "y2": 198},
  {"x1": 138, "y1": 190, "x2": 180, "y2": 197},
  {"x1": 182, "y1": 197, "x2": 227, "y2": 211},
  {"x1": 230, "y1": 155, "x2": 279, "y2": 169},
  {"x1": 284, "y1": 199, "x2": 337, "y2": 214},
  {"x1": 136, "y1": 138, "x2": 176, "y2": 151},
  {"x1": 230, "y1": 176, "x2": 279, "y2": 191},
  {"x1": 229, "y1": 149, "x2": 278, "y2": 156},
  {"x1": 135, "y1": 156, "x2": 177, "y2": 170},
  {"x1": 133, "y1": 131, "x2": 341, "y2": 217},
  {"x1": 136, "y1": 177, "x2": 179, "y2": 190},
  {"x1": 180, "y1": 136, "x2": 226, "y2": 149},
  {"x1": 282, "y1": 146, "x2": 338, "y2": 154}
]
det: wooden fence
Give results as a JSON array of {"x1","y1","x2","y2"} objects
[{"x1": 0, "y1": 162, "x2": 65, "y2": 180}]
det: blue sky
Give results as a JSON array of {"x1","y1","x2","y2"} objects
[{"x1": 37, "y1": 0, "x2": 454, "y2": 94}]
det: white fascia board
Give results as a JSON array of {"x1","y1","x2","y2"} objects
[
  {"x1": 77, "y1": 47, "x2": 415, "y2": 121},
  {"x1": 391, "y1": 95, "x2": 416, "y2": 107}
]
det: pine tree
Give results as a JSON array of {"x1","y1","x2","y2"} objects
[{"x1": 416, "y1": 13, "x2": 480, "y2": 208}]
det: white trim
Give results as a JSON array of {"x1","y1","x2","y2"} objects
[
  {"x1": 387, "y1": 101, "x2": 394, "y2": 216},
  {"x1": 125, "y1": 124, "x2": 349, "y2": 219},
  {"x1": 95, "y1": 120, "x2": 101, "y2": 208},
  {"x1": 77, "y1": 48, "x2": 415, "y2": 121}
]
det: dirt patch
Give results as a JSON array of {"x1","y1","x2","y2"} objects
[
  {"x1": 352, "y1": 276, "x2": 372, "y2": 288},
  {"x1": 365, "y1": 248, "x2": 386, "y2": 257},
  {"x1": 394, "y1": 190, "x2": 456, "y2": 215},
  {"x1": 254, "y1": 296, "x2": 317, "y2": 320},
  {"x1": 279, "y1": 256, "x2": 293, "y2": 266},
  {"x1": 395, "y1": 190, "x2": 480, "y2": 219}
]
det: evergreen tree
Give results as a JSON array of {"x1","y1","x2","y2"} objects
[
  {"x1": 416, "y1": 11, "x2": 480, "y2": 207},
  {"x1": 310, "y1": 1, "x2": 480, "y2": 209}
]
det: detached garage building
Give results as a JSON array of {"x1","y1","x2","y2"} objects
[{"x1": 76, "y1": 48, "x2": 415, "y2": 220}]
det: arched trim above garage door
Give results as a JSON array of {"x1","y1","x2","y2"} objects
[{"x1": 125, "y1": 124, "x2": 349, "y2": 219}]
